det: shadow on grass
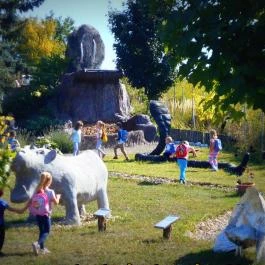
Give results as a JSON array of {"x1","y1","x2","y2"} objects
[
  {"x1": 174, "y1": 249, "x2": 253, "y2": 265},
  {"x1": 138, "y1": 181, "x2": 162, "y2": 186},
  {"x1": 6, "y1": 216, "x2": 66, "y2": 228},
  {"x1": 0, "y1": 252, "x2": 32, "y2": 257}
]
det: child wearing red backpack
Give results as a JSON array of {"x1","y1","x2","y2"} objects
[
  {"x1": 22, "y1": 172, "x2": 61, "y2": 256},
  {"x1": 174, "y1": 141, "x2": 196, "y2": 184}
]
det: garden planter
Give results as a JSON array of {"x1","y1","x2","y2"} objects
[{"x1": 236, "y1": 182, "x2": 255, "y2": 196}]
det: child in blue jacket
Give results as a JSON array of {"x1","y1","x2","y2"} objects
[{"x1": 113, "y1": 122, "x2": 129, "y2": 161}]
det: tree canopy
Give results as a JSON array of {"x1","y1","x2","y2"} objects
[
  {"x1": 0, "y1": 0, "x2": 45, "y2": 93},
  {"x1": 108, "y1": 0, "x2": 176, "y2": 100},
  {"x1": 148, "y1": 0, "x2": 265, "y2": 111}
]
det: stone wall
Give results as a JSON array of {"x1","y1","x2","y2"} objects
[{"x1": 81, "y1": 130, "x2": 147, "y2": 150}]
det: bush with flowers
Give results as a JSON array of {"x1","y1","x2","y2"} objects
[{"x1": 0, "y1": 116, "x2": 17, "y2": 189}]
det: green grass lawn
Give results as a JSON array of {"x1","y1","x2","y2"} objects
[{"x1": 1, "y1": 148, "x2": 264, "y2": 265}]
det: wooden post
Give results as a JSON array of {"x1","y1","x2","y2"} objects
[
  {"x1": 154, "y1": 215, "x2": 179, "y2": 240},
  {"x1": 98, "y1": 216, "x2": 107, "y2": 232},
  {"x1": 163, "y1": 225, "x2": 172, "y2": 239},
  {"x1": 94, "y1": 208, "x2": 110, "y2": 232}
]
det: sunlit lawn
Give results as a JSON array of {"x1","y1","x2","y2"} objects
[{"x1": 1, "y1": 147, "x2": 264, "y2": 265}]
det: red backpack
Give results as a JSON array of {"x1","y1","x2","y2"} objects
[{"x1": 175, "y1": 144, "x2": 188, "y2": 158}]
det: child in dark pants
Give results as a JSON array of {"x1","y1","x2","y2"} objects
[{"x1": 0, "y1": 189, "x2": 24, "y2": 256}]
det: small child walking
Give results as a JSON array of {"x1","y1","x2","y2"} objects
[
  {"x1": 71, "y1": 120, "x2": 83, "y2": 156},
  {"x1": 163, "y1": 136, "x2": 176, "y2": 160},
  {"x1": 113, "y1": 122, "x2": 129, "y2": 161},
  {"x1": 24, "y1": 172, "x2": 61, "y2": 255},
  {"x1": 95, "y1": 120, "x2": 106, "y2": 159},
  {"x1": 0, "y1": 189, "x2": 25, "y2": 256},
  {"x1": 175, "y1": 141, "x2": 197, "y2": 184},
  {"x1": 209, "y1": 129, "x2": 222, "y2": 171},
  {"x1": 7, "y1": 130, "x2": 20, "y2": 152}
]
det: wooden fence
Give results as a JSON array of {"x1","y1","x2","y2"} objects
[{"x1": 170, "y1": 128, "x2": 236, "y2": 147}]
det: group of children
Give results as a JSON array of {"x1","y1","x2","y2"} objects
[
  {"x1": 164, "y1": 129, "x2": 222, "y2": 184},
  {"x1": 69, "y1": 119, "x2": 222, "y2": 181},
  {"x1": 0, "y1": 172, "x2": 60, "y2": 256},
  {"x1": 70, "y1": 120, "x2": 129, "y2": 161}
]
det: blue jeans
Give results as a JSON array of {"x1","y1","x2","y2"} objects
[
  {"x1": 36, "y1": 215, "x2": 51, "y2": 249},
  {"x1": 177, "y1": 158, "x2": 188, "y2": 182},
  {"x1": 0, "y1": 224, "x2": 5, "y2": 252},
  {"x1": 73, "y1": 142, "x2": 79, "y2": 156}
]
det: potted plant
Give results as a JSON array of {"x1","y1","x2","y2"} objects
[{"x1": 236, "y1": 168, "x2": 255, "y2": 196}]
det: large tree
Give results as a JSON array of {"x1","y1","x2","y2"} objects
[
  {"x1": 148, "y1": 0, "x2": 265, "y2": 111},
  {"x1": 108, "y1": 0, "x2": 176, "y2": 100},
  {"x1": 3, "y1": 15, "x2": 74, "y2": 120},
  {"x1": 0, "y1": 0, "x2": 45, "y2": 94}
]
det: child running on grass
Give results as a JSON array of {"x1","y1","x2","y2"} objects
[
  {"x1": 209, "y1": 129, "x2": 222, "y2": 171},
  {"x1": 95, "y1": 120, "x2": 107, "y2": 159},
  {"x1": 113, "y1": 122, "x2": 129, "y2": 161},
  {"x1": 174, "y1": 141, "x2": 197, "y2": 184},
  {"x1": 0, "y1": 189, "x2": 25, "y2": 256},
  {"x1": 22, "y1": 172, "x2": 61, "y2": 256}
]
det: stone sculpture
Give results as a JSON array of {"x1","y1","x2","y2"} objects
[
  {"x1": 135, "y1": 100, "x2": 249, "y2": 176},
  {"x1": 66, "y1": 24, "x2": 105, "y2": 72},
  {"x1": 115, "y1": 112, "x2": 157, "y2": 142},
  {"x1": 10, "y1": 146, "x2": 109, "y2": 225},
  {"x1": 214, "y1": 187, "x2": 265, "y2": 263}
]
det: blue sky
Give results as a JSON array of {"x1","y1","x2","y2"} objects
[{"x1": 25, "y1": 0, "x2": 124, "y2": 69}]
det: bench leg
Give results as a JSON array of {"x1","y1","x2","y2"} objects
[
  {"x1": 163, "y1": 225, "x2": 172, "y2": 239},
  {"x1": 98, "y1": 216, "x2": 107, "y2": 232}
]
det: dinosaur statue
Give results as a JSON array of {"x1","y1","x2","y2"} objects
[{"x1": 135, "y1": 100, "x2": 249, "y2": 176}]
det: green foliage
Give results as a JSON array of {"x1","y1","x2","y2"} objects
[
  {"x1": 0, "y1": 148, "x2": 15, "y2": 189},
  {"x1": 108, "y1": 0, "x2": 176, "y2": 100},
  {"x1": 0, "y1": 115, "x2": 17, "y2": 188},
  {"x1": 2, "y1": 15, "x2": 71, "y2": 121},
  {"x1": 33, "y1": 129, "x2": 73, "y2": 154},
  {"x1": 46, "y1": 129, "x2": 73, "y2": 154},
  {"x1": 23, "y1": 116, "x2": 62, "y2": 136},
  {"x1": 0, "y1": 0, "x2": 45, "y2": 95},
  {"x1": 16, "y1": 129, "x2": 32, "y2": 147},
  {"x1": 148, "y1": 0, "x2": 265, "y2": 111},
  {"x1": 35, "y1": 136, "x2": 58, "y2": 150},
  {"x1": 121, "y1": 77, "x2": 149, "y2": 115}
]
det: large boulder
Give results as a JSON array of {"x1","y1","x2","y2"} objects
[
  {"x1": 213, "y1": 187, "x2": 265, "y2": 263},
  {"x1": 54, "y1": 70, "x2": 131, "y2": 123},
  {"x1": 66, "y1": 24, "x2": 105, "y2": 72}
]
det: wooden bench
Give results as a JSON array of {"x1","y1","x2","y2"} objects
[
  {"x1": 94, "y1": 208, "x2": 110, "y2": 232},
  {"x1": 154, "y1": 215, "x2": 180, "y2": 239}
]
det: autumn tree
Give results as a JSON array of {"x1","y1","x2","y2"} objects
[
  {"x1": 18, "y1": 18, "x2": 65, "y2": 65},
  {"x1": 0, "y1": 0, "x2": 45, "y2": 95},
  {"x1": 3, "y1": 15, "x2": 74, "y2": 120}
]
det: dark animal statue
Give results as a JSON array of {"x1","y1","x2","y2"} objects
[
  {"x1": 66, "y1": 24, "x2": 105, "y2": 72},
  {"x1": 135, "y1": 100, "x2": 249, "y2": 176}
]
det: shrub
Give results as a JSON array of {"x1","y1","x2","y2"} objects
[{"x1": 45, "y1": 129, "x2": 73, "y2": 154}]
